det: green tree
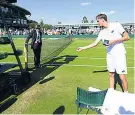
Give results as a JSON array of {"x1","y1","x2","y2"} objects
[
  {"x1": 58, "y1": 22, "x2": 62, "y2": 24},
  {"x1": 90, "y1": 20, "x2": 94, "y2": 23},
  {"x1": 39, "y1": 19, "x2": 44, "y2": 28},
  {"x1": 82, "y1": 16, "x2": 89, "y2": 23},
  {"x1": 29, "y1": 22, "x2": 37, "y2": 29},
  {"x1": 43, "y1": 24, "x2": 53, "y2": 30}
]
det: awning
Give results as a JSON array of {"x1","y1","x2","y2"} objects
[{"x1": 0, "y1": 3, "x2": 31, "y2": 16}]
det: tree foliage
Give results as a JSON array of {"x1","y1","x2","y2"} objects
[
  {"x1": 29, "y1": 22, "x2": 37, "y2": 29},
  {"x1": 90, "y1": 20, "x2": 94, "y2": 23},
  {"x1": 58, "y1": 22, "x2": 62, "y2": 24},
  {"x1": 43, "y1": 24, "x2": 53, "y2": 30},
  {"x1": 82, "y1": 16, "x2": 89, "y2": 23},
  {"x1": 39, "y1": 19, "x2": 44, "y2": 28},
  {"x1": 28, "y1": 19, "x2": 53, "y2": 30}
]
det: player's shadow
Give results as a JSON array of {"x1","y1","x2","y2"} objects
[
  {"x1": 114, "y1": 72, "x2": 124, "y2": 92},
  {"x1": 93, "y1": 70, "x2": 124, "y2": 92}
]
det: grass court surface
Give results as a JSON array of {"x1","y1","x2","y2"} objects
[{"x1": 1, "y1": 38, "x2": 134, "y2": 114}]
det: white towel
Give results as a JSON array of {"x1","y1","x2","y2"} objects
[
  {"x1": 101, "y1": 89, "x2": 135, "y2": 115},
  {"x1": 88, "y1": 87, "x2": 101, "y2": 92}
]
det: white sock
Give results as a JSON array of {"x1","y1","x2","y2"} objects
[
  {"x1": 109, "y1": 88, "x2": 114, "y2": 91},
  {"x1": 124, "y1": 91, "x2": 128, "y2": 93}
]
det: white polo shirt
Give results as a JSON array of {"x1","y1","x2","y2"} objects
[{"x1": 96, "y1": 22, "x2": 126, "y2": 55}]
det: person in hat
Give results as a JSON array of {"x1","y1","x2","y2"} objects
[{"x1": 25, "y1": 24, "x2": 42, "y2": 68}]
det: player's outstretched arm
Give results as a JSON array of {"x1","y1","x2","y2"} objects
[{"x1": 76, "y1": 39, "x2": 100, "y2": 52}]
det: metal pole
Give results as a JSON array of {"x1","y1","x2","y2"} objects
[{"x1": 0, "y1": 6, "x2": 24, "y2": 73}]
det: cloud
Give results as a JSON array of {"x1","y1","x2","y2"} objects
[
  {"x1": 52, "y1": 18, "x2": 56, "y2": 20},
  {"x1": 81, "y1": 2, "x2": 91, "y2": 6},
  {"x1": 101, "y1": 10, "x2": 116, "y2": 15},
  {"x1": 41, "y1": 17, "x2": 45, "y2": 19}
]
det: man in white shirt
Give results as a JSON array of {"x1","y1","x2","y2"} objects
[{"x1": 77, "y1": 14, "x2": 130, "y2": 92}]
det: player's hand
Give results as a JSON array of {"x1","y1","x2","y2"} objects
[
  {"x1": 76, "y1": 47, "x2": 84, "y2": 52},
  {"x1": 108, "y1": 40, "x2": 117, "y2": 45}
]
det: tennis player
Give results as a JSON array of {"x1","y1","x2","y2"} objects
[{"x1": 77, "y1": 14, "x2": 130, "y2": 93}]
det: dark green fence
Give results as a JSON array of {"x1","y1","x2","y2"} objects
[{"x1": 1, "y1": 34, "x2": 134, "y2": 39}]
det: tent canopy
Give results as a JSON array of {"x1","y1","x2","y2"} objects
[{"x1": 0, "y1": 3, "x2": 31, "y2": 15}]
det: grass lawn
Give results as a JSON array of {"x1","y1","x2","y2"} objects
[{"x1": 1, "y1": 38, "x2": 134, "y2": 114}]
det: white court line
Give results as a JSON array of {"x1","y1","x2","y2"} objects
[
  {"x1": 18, "y1": 56, "x2": 135, "y2": 60},
  {"x1": 0, "y1": 45, "x2": 133, "y2": 49},
  {"x1": 42, "y1": 64, "x2": 135, "y2": 69},
  {"x1": 0, "y1": 62, "x2": 134, "y2": 69},
  {"x1": 2, "y1": 47, "x2": 135, "y2": 49},
  {"x1": 68, "y1": 47, "x2": 134, "y2": 49},
  {"x1": 20, "y1": 56, "x2": 107, "y2": 59}
]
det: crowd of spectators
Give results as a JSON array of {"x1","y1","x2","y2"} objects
[
  {"x1": 125, "y1": 27, "x2": 135, "y2": 34},
  {"x1": 0, "y1": 26, "x2": 134, "y2": 36}
]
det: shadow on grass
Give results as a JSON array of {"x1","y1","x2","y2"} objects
[
  {"x1": 93, "y1": 69, "x2": 124, "y2": 92},
  {"x1": 0, "y1": 35, "x2": 74, "y2": 112},
  {"x1": 52, "y1": 105, "x2": 65, "y2": 114},
  {"x1": 92, "y1": 69, "x2": 108, "y2": 73},
  {"x1": 114, "y1": 72, "x2": 124, "y2": 92},
  {"x1": 118, "y1": 106, "x2": 134, "y2": 114},
  {"x1": 31, "y1": 55, "x2": 78, "y2": 82},
  {"x1": 0, "y1": 97, "x2": 17, "y2": 113},
  {"x1": 39, "y1": 76, "x2": 55, "y2": 84},
  {"x1": 0, "y1": 55, "x2": 77, "y2": 113}
]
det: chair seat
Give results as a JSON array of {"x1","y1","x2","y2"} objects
[{"x1": 76, "y1": 99, "x2": 102, "y2": 109}]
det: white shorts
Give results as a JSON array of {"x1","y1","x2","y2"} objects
[{"x1": 107, "y1": 53, "x2": 127, "y2": 74}]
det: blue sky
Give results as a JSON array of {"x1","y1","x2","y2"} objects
[{"x1": 16, "y1": 0, "x2": 134, "y2": 25}]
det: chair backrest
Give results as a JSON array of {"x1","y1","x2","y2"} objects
[{"x1": 77, "y1": 87, "x2": 108, "y2": 106}]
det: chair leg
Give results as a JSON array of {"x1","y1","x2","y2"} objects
[
  {"x1": 96, "y1": 109, "x2": 102, "y2": 115},
  {"x1": 86, "y1": 109, "x2": 89, "y2": 114},
  {"x1": 77, "y1": 106, "x2": 80, "y2": 114}
]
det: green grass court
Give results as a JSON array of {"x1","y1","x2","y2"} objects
[{"x1": 1, "y1": 38, "x2": 134, "y2": 114}]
